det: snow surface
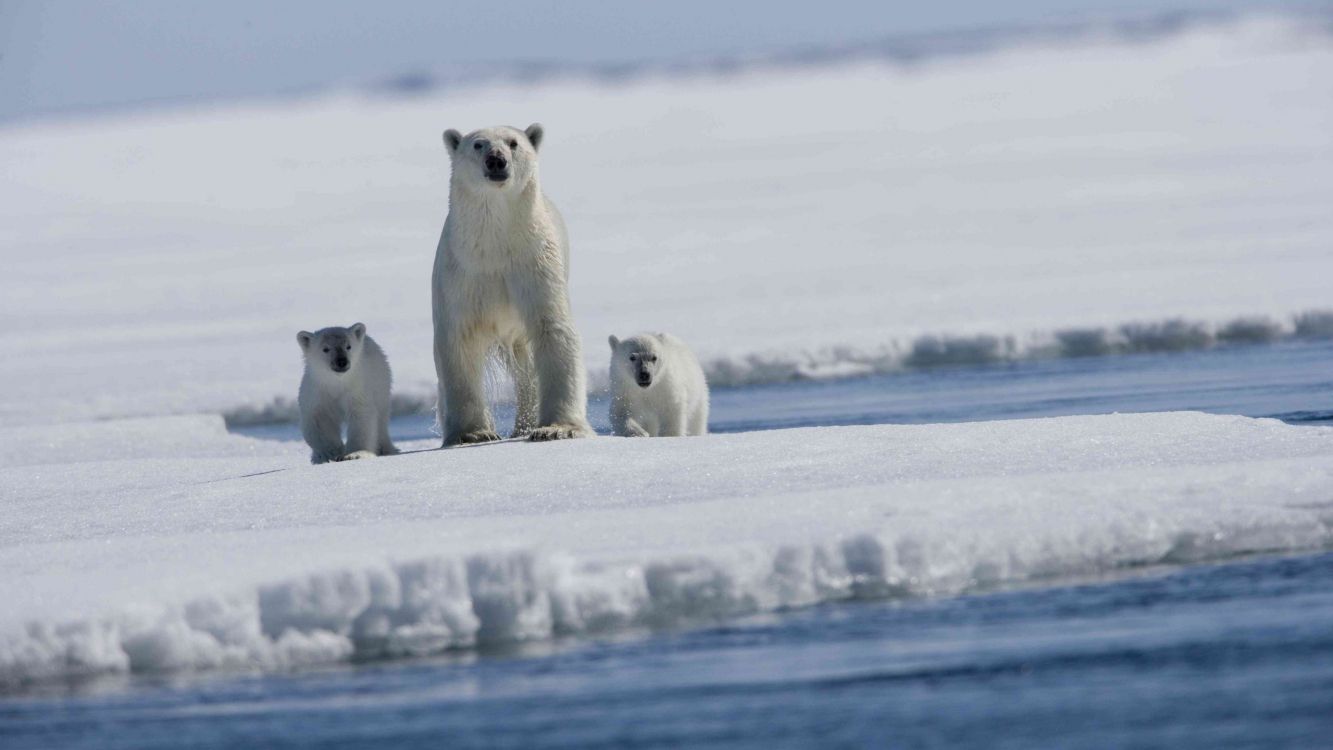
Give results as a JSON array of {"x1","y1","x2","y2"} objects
[
  {"x1": 3, "y1": 16, "x2": 1333, "y2": 690},
  {"x1": 2, "y1": 16, "x2": 1332, "y2": 425},
  {"x1": 2, "y1": 411, "x2": 1332, "y2": 687}
]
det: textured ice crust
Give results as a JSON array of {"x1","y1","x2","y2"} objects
[
  {"x1": 221, "y1": 310, "x2": 1333, "y2": 425},
  {"x1": 4, "y1": 496, "x2": 1329, "y2": 688},
  {"x1": 702, "y1": 310, "x2": 1333, "y2": 388},
  {"x1": 2, "y1": 412, "x2": 1331, "y2": 689}
]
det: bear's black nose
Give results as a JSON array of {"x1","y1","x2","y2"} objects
[
  {"x1": 485, "y1": 153, "x2": 507, "y2": 171},
  {"x1": 637, "y1": 374, "x2": 651, "y2": 387},
  {"x1": 334, "y1": 357, "x2": 349, "y2": 369}
]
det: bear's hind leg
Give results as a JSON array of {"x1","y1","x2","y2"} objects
[{"x1": 502, "y1": 338, "x2": 539, "y2": 438}]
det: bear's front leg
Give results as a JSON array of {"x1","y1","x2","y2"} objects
[
  {"x1": 434, "y1": 323, "x2": 500, "y2": 446},
  {"x1": 516, "y1": 284, "x2": 594, "y2": 442}
]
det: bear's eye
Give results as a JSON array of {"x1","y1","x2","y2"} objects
[
  {"x1": 473, "y1": 142, "x2": 483, "y2": 151},
  {"x1": 649, "y1": 355, "x2": 658, "y2": 362},
  {"x1": 322, "y1": 347, "x2": 330, "y2": 353},
  {"x1": 508, "y1": 139, "x2": 518, "y2": 149},
  {"x1": 345, "y1": 345, "x2": 351, "y2": 351},
  {"x1": 629, "y1": 354, "x2": 637, "y2": 362}
]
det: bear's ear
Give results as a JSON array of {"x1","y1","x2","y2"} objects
[
  {"x1": 525, "y1": 123, "x2": 544, "y2": 152},
  {"x1": 297, "y1": 331, "x2": 314, "y2": 350},
  {"x1": 607, "y1": 334, "x2": 619, "y2": 350},
  {"x1": 443, "y1": 129, "x2": 462, "y2": 153},
  {"x1": 349, "y1": 323, "x2": 366, "y2": 341}
]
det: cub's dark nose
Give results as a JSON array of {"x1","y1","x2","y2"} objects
[
  {"x1": 636, "y1": 373, "x2": 652, "y2": 387},
  {"x1": 484, "y1": 153, "x2": 508, "y2": 179},
  {"x1": 334, "y1": 357, "x2": 349, "y2": 371}
]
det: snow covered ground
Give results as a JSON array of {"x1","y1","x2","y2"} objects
[
  {"x1": 2, "y1": 411, "x2": 1332, "y2": 688},
  {"x1": 2, "y1": 15, "x2": 1332, "y2": 425},
  {"x1": 2, "y1": 15, "x2": 1333, "y2": 690}
]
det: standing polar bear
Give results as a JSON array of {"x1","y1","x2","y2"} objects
[
  {"x1": 296, "y1": 323, "x2": 398, "y2": 464},
  {"x1": 432, "y1": 123, "x2": 594, "y2": 445},
  {"x1": 608, "y1": 333, "x2": 709, "y2": 437}
]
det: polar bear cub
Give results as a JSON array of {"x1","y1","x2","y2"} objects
[
  {"x1": 608, "y1": 333, "x2": 709, "y2": 437},
  {"x1": 296, "y1": 323, "x2": 397, "y2": 464}
]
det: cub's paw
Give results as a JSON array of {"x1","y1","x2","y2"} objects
[
  {"x1": 528, "y1": 423, "x2": 595, "y2": 442},
  {"x1": 455, "y1": 430, "x2": 502, "y2": 445},
  {"x1": 336, "y1": 450, "x2": 377, "y2": 461}
]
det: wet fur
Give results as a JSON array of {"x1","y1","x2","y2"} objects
[{"x1": 432, "y1": 124, "x2": 593, "y2": 446}]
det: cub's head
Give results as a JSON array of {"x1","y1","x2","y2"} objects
[
  {"x1": 442, "y1": 124, "x2": 544, "y2": 192},
  {"x1": 609, "y1": 334, "x2": 664, "y2": 389},
  {"x1": 297, "y1": 323, "x2": 367, "y2": 375}
]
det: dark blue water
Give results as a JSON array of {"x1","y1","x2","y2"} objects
[
  {"x1": 310, "y1": 339, "x2": 1332, "y2": 447},
  {"x1": 10, "y1": 340, "x2": 1333, "y2": 748},
  {"x1": 5, "y1": 553, "x2": 1332, "y2": 749},
  {"x1": 706, "y1": 339, "x2": 1333, "y2": 433}
]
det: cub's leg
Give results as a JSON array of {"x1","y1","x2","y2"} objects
[
  {"x1": 660, "y1": 407, "x2": 688, "y2": 438},
  {"x1": 345, "y1": 397, "x2": 382, "y2": 456},
  {"x1": 620, "y1": 417, "x2": 650, "y2": 437},
  {"x1": 688, "y1": 404, "x2": 709, "y2": 436},
  {"x1": 302, "y1": 398, "x2": 346, "y2": 464}
]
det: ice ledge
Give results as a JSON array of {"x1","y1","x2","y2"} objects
[{"x1": 3, "y1": 412, "x2": 1331, "y2": 690}]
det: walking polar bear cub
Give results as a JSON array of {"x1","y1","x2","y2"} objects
[
  {"x1": 296, "y1": 323, "x2": 397, "y2": 464},
  {"x1": 432, "y1": 123, "x2": 594, "y2": 445},
  {"x1": 608, "y1": 333, "x2": 709, "y2": 437}
]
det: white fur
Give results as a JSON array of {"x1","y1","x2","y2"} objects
[
  {"x1": 432, "y1": 123, "x2": 593, "y2": 445},
  {"x1": 296, "y1": 323, "x2": 397, "y2": 464},
  {"x1": 608, "y1": 332, "x2": 709, "y2": 437}
]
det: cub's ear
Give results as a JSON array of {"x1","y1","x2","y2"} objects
[
  {"x1": 525, "y1": 123, "x2": 544, "y2": 152},
  {"x1": 349, "y1": 323, "x2": 366, "y2": 341},
  {"x1": 297, "y1": 331, "x2": 314, "y2": 350},
  {"x1": 443, "y1": 129, "x2": 462, "y2": 153},
  {"x1": 608, "y1": 334, "x2": 619, "y2": 350}
]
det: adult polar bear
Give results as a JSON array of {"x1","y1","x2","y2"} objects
[{"x1": 432, "y1": 123, "x2": 594, "y2": 445}]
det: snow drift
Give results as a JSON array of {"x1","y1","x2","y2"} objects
[{"x1": 2, "y1": 412, "x2": 1331, "y2": 689}]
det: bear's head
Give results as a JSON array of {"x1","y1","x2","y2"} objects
[
  {"x1": 443, "y1": 124, "x2": 544, "y2": 193},
  {"x1": 609, "y1": 334, "x2": 664, "y2": 389},
  {"x1": 297, "y1": 323, "x2": 368, "y2": 376}
]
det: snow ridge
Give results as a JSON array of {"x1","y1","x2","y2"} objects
[{"x1": 222, "y1": 310, "x2": 1333, "y2": 426}]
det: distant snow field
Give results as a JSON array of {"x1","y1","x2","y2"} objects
[
  {"x1": 2, "y1": 15, "x2": 1331, "y2": 425},
  {"x1": 2, "y1": 16, "x2": 1333, "y2": 689}
]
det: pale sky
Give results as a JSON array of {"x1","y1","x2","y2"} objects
[{"x1": 0, "y1": 0, "x2": 1321, "y2": 123}]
